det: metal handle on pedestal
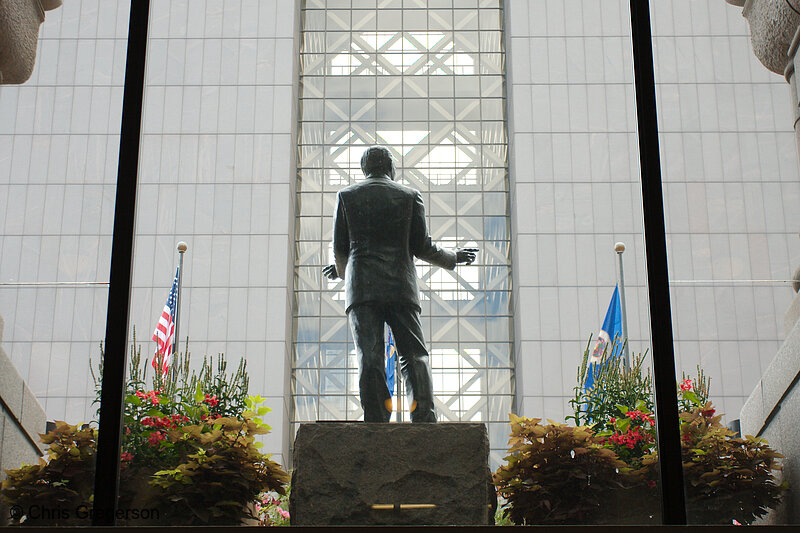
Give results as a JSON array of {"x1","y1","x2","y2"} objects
[{"x1": 371, "y1": 503, "x2": 437, "y2": 510}]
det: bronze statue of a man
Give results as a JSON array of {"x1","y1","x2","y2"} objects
[{"x1": 323, "y1": 146, "x2": 477, "y2": 423}]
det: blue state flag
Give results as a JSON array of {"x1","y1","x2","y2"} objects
[
  {"x1": 584, "y1": 285, "x2": 623, "y2": 391},
  {"x1": 386, "y1": 326, "x2": 396, "y2": 396}
]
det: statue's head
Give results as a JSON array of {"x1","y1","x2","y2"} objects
[{"x1": 360, "y1": 146, "x2": 396, "y2": 180}]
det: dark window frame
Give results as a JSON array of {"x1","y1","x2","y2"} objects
[{"x1": 92, "y1": 0, "x2": 687, "y2": 525}]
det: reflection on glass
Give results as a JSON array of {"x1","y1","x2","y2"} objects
[
  {"x1": 0, "y1": 0, "x2": 130, "y2": 526},
  {"x1": 294, "y1": 1, "x2": 513, "y2": 467},
  {"x1": 654, "y1": 0, "x2": 798, "y2": 525}
]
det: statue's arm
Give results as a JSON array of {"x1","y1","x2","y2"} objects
[
  {"x1": 410, "y1": 191, "x2": 457, "y2": 270},
  {"x1": 332, "y1": 191, "x2": 349, "y2": 279}
]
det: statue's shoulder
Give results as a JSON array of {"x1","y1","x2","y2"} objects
[
  {"x1": 340, "y1": 178, "x2": 417, "y2": 196},
  {"x1": 337, "y1": 181, "x2": 361, "y2": 197},
  {"x1": 389, "y1": 180, "x2": 421, "y2": 198}
]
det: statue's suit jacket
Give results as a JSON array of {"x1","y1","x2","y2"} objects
[{"x1": 333, "y1": 174, "x2": 457, "y2": 313}]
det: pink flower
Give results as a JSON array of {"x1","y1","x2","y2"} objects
[
  {"x1": 680, "y1": 378, "x2": 693, "y2": 391},
  {"x1": 732, "y1": 519, "x2": 742, "y2": 525},
  {"x1": 278, "y1": 508, "x2": 290, "y2": 519}
]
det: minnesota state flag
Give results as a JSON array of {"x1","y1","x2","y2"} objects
[
  {"x1": 386, "y1": 326, "x2": 396, "y2": 395},
  {"x1": 584, "y1": 285, "x2": 623, "y2": 391}
]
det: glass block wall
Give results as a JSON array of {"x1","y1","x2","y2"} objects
[{"x1": 293, "y1": 0, "x2": 514, "y2": 465}]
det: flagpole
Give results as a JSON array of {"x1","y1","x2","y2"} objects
[
  {"x1": 173, "y1": 241, "x2": 187, "y2": 359},
  {"x1": 396, "y1": 354, "x2": 402, "y2": 422},
  {"x1": 615, "y1": 242, "x2": 630, "y2": 368}
]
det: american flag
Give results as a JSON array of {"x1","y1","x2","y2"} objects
[{"x1": 152, "y1": 268, "x2": 179, "y2": 375}]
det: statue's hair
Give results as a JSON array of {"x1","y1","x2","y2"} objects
[{"x1": 360, "y1": 146, "x2": 394, "y2": 179}]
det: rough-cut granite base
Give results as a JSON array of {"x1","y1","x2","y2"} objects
[{"x1": 289, "y1": 422, "x2": 495, "y2": 525}]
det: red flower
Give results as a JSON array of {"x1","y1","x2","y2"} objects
[
  {"x1": 147, "y1": 431, "x2": 166, "y2": 446},
  {"x1": 204, "y1": 394, "x2": 220, "y2": 408},
  {"x1": 135, "y1": 390, "x2": 160, "y2": 405},
  {"x1": 680, "y1": 378, "x2": 693, "y2": 391},
  {"x1": 609, "y1": 417, "x2": 616, "y2": 424},
  {"x1": 120, "y1": 452, "x2": 134, "y2": 462},
  {"x1": 170, "y1": 414, "x2": 189, "y2": 425},
  {"x1": 681, "y1": 433, "x2": 693, "y2": 443},
  {"x1": 648, "y1": 480, "x2": 657, "y2": 489},
  {"x1": 702, "y1": 408, "x2": 715, "y2": 418},
  {"x1": 141, "y1": 415, "x2": 186, "y2": 430}
]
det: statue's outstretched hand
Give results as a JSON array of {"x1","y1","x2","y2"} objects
[
  {"x1": 455, "y1": 247, "x2": 478, "y2": 265},
  {"x1": 322, "y1": 264, "x2": 340, "y2": 280}
]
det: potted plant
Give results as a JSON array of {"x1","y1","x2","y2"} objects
[
  {"x1": 1, "y1": 333, "x2": 289, "y2": 525},
  {"x1": 638, "y1": 375, "x2": 787, "y2": 525},
  {"x1": 493, "y1": 338, "x2": 787, "y2": 525},
  {"x1": 492, "y1": 414, "x2": 637, "y2": 525}
]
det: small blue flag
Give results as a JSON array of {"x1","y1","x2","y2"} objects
[
  {"x1": 386, "y1": 327, "x2": 396, "y2": 396},
  {"x1": 584, "y1": 285, "x2": 623, "y2": 391}
]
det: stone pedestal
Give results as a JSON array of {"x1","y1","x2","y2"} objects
[{"x1": 289, "y1": 422, "x2": 495, "y2": 525}]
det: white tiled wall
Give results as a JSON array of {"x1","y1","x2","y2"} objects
[
  {"x1": 506, "y1": 0, "x2": 800, "y2": 423},
  {"x1": 0, "y1": 0, "x2": 299, "y2": 466}
]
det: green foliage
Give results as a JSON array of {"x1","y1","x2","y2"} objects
[
  {"x1": 1, "y1": 422, "x2": 97, "y2": 525},
  {"x1": 567, "y1": 337, "x2": 653, "y2": 430},
  {"x1": 676, "y1": 366, "x2": 711, "y2": 413},
  {"x1": 493, "y1": 498, "x2": 514, "y2": 526},
  {"x1": 680, "y1": 411, "x2": 786, "y2": 525},
  {"x1": 492, "y1": 414, "x2": 635, "y2": 525},
  {"x1": 148, "y1": 412, "x2": 289, "y2": 525},
  {"x1": 3, "y1": 333, "x2": 288, "y2": 526},
  {"x1": 495, "y1": 349, "x2": 787, "y2": 526},
  {"x1": 593, "y1": 400, "x2": 657, "y2": 468},
  {"x1": 638, "y1": 395, "x2": 788, "y2": 525}
]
